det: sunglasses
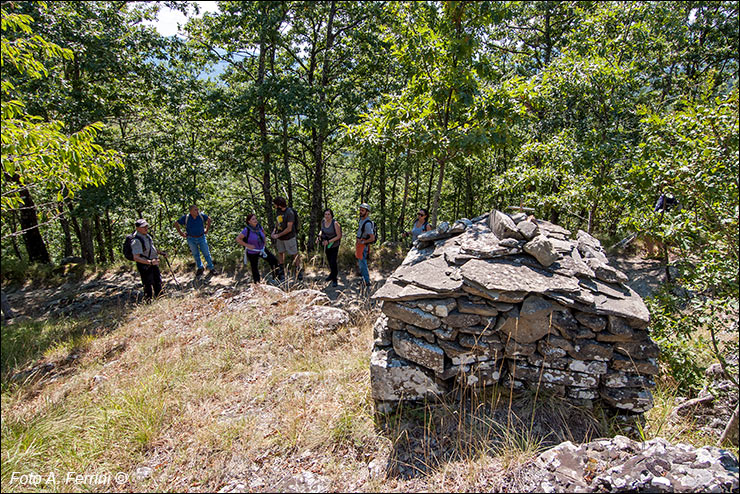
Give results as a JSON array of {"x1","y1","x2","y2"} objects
[{"x1": 417, "y1": 212, "x2": 425, "y2": 216}]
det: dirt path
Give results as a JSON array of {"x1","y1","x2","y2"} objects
[{"x1": 2, "y1": 261, "x2": 391, "y2": 321}]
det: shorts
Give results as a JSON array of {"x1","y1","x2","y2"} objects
[{"x1": 275, "y1": 236, "x2": 298, "y2": 255}]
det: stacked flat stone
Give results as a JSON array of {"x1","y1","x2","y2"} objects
[{"x1": 371, "y1": 210, "x2": 658, "y2": 415}]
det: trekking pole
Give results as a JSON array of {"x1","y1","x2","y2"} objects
[{"x1": 162, "y1": 254, "x2": 182, "y2": 290}]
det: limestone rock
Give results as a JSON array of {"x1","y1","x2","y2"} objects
[
  {"x1": 372, "y1": 280, "x2": 449, "y2": 301},
  {"x1": 433, "y1": 326, "x2": 458, "y2": 341},
  {"x1": 520, "y1": 436, "x2": 739, "y2": 493},
  {"x1": 457, "y1": 297, "x2": 499, "y2": 316},
  {"x1": 292, "y1": 288, "x2": 331, "y2": 307},
  {"x1": 601, "y1": 371, "x2": 655, "y2": 388},
  {"x1": 286, "y1": 305, "x2": 349, "y2": 333},
  {"x1": 381, "y1": 302, "x2": 441, "y2": 330},
  {"x1": 517, "y1": 220, "x2": 539, "y2": 240},
  {"x1": 392, "y1": 331, "x2": 445, "y2": 374},
  {"x1": 600, "y1": 387, "x2": 654, "y2": 413},
  {"x1": 443, "y1": 312, "x2": 481, "y2": 328},
  {"x1": 511, "y1": 363, "x2": 598, "y2": 388},
  {"x1": 373, "y1": 314, "x2": 392, "y2": 346},
  {"x1": 370, "y1": 347, "x2": 443, "y2": 402},
  {"x1": 461, "y1": 259, "x2": 580, "y2": 295},
  {"x1": 489, "y1": 210, "x2": 522, "y2": 239},
  {"x1": 394, "y1": 255, "x2": 463, "y2": 293},
  {"x1": 614, "y1": 339, "x2": 660, "y2": 359},
  {"x1": 523, "y1": 235, "x2": 559, "y2": 267},
  {"x1": 405, "y1": 325, "x2": 435, "y2": 344},
  {"x1": 611, "y1": 354, "x2": 660, "y2": 375},
  {"x1": 575, "y1": 312, "x2": 607, "y2": 331},
  {"x1": 412, "y1": 298, "x2": 457, "y2": 317},
  {"x1": 371, "y1": 209, "x2": 659, "y2": 415},
  {"x1": 449, "y1": 218, "x2": 472, "y2": 234}
]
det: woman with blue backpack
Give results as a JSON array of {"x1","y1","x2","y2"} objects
[{"x1": 236, "y1": 213, "x2": 279, "y2": 283}]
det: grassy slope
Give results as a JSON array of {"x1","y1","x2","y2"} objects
[{"x1": 2, "y1": 274, "x2": 737, "y2": 492}]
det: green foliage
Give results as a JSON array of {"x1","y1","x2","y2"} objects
[
  {"x1": 646, "y1": 287, "x2": 725, "y2": 394},
  {"x1": 1, "y1": 5, "x2": 121, "y2": 214}
]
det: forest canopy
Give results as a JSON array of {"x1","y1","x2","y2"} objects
[{"x1": 1, "y1": 0, "x2": 737, "y2": 300}]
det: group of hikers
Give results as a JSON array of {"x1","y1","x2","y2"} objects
[{"x1": 126, "y1": 197, "x2": 435, "y2": 301}]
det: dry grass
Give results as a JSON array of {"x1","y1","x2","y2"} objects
[{"x1": 2, "y1": 282, "x2": 729, "y2": 492}]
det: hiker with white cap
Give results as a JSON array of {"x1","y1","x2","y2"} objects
[
  {"x1": 131, "y1": 219, "x2": 163, "y2": 301},
  {"x1": 355, "y1": 203, "x2": 376, "y2": 288}
]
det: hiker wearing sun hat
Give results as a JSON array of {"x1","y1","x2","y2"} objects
[{"x1": 355, "y1": 203, "x2": 376, "y2": 288}]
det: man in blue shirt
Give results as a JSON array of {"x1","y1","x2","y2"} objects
[{"x1": 174, "y1": 205, "x2": 217, "y2": 275}]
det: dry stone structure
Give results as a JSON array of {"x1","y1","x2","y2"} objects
[{"x1": 371, "y1": 210, "x2": 658, "y2": 415}]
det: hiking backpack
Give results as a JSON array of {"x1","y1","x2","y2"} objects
[
  {"x1": 361, "y1": 218, "x2": 378, "y2": 244},
  {"x1": 122, "y1": 233, "x2": 139, "y2": 261},
  {"x1": 287, "y1": 207, "x2": 299, "y2": 235}
]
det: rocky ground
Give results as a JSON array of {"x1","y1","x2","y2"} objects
[
  {"x1": 1, "y1": 260, "x2": 386, "y2": 322},
  {"x1": 2, "y1": 254, "x2": 738, "y2": 493}
]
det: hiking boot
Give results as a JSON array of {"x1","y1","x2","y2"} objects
[
  {"x1": 332, "y1": 280, "x2": 338, "y2": 288},
  {"x1": 196, "y1": 267, "x2": 204, "y2": 275},
  {"x1": 324, "y1": 275, "x2": 333, "y2": 282}
]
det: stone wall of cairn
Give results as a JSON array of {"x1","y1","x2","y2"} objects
[{"x1": 370, "y1": 210, "x2": 658, "y2": 415}]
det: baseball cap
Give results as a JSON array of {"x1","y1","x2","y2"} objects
[
  {"x1": 359, "y1": 203, "x2": 371, "y2": 211},
  {"x1": 135, "y1": 219, "x2": 149, "y2": 228}
]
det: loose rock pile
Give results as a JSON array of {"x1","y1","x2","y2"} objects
[
  {"x1": 371, "y1": 210, "x2": 658, "y2": 415},
  {"x1": 513, "y1": 435, "x2": 739, "y2": 493}
]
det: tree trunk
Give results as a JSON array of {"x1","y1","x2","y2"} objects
[
  {"x1": 308, "y1": 0, "x2": 337, "y2": 253},
  {"x1": 105, "y1": 209, "x2": 114, "y2": 263},
  {"x1": 17, "y1": 185, "x2": 51, "y2": 264},
  {"x1": 426, "y1": 159, "x2": 435, "y2": 211},
  {"x1": 390, "y1": 169, "x2": 399, "y2": 241},
  {"x1": 8, "y1": 210, "x2": 24, "y2": 260},
  {"x1": 587, "y1": 200, "x2": 598, "y2": 234},
  {"x1": 398, "y1": 165, "x2": 410, "y2": 236},
  {"x1": 256, "y1": 31, "x2": 275, "y2": 234},
  {"x1": 281, "y1": 114, "x2": 293, "y2": 219},
  {"x1": 379, "y1": 153, "x2": 386, "y2": 243},
  {"x1": 430, "y1": 156, "x2": 446, "y2": 227},
  {"x1": 465, "y1": 164, "x2": 473, "y2": 218},
  {"x1": 79, "y1": 217, "x2": 95, "y2": 264},
  {"x1": 309, "y1": 131, "x2": 325, "y2": 253},
  {"x1": 59, "y1": 212, "x2": 74, "y2": 257},
  {"x1": 719, "y1": 404, "x2": 739, "y2": 447},
  {"x1": 94, "y1": 214, "x2": 106, "y2": 264}
]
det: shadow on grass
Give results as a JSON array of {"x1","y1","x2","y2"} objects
[
  {"x1": 0, "y1": 304, "x2": 133, "y2": 393},
  {"x1": 375, "y1": 386, "x2": 604, "y2": 481}
]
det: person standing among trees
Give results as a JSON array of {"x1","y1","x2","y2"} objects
[
  {"x1": 131, "y1": 219, "x2": 163, "y2": 301},
  {"x1": 236, "y1": 213, "x2": 279, "y2": 284},
  {"x1": 174, "y1": 205, "x2": 217, "y2": 275},
  {"x1": 401, "y1": 208, "x2": 432, "y2": 242},
  {"x1": 645, "y1": 182, "x2": 678, "y2": 258},
  {"x1": 316, "y1": 208, "x2": 342, "y2": 287},
  {"x1": 355, "y1": 203, "x2": 375, "y2": 288},
  {"x1": 271, "y1": 197, "x2": 302, "y2": 281}
]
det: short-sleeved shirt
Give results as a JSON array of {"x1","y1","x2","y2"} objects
[
  {"x1": 131, "y1": 233, "x2": 158, "y2": 260},
  {"x1": 357, "y1": 217, "x2": 374, "y2": 239},
  {"x1": 275, "y1": 208, "x2": 296, "y2": 240},
  {"x1": 177, "y1": 213, "x2": 209, "y2": 236},
  {"x1": 240, "y1": 226, "x2": 266, "y2": 254}
]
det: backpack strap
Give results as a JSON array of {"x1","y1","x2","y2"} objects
[
  {"x1": 134, "y1": 233, "x2": 151, "y2": 259},
  {"x1": 362, "y1": 218, "x2": 374, "y2": 237}
]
